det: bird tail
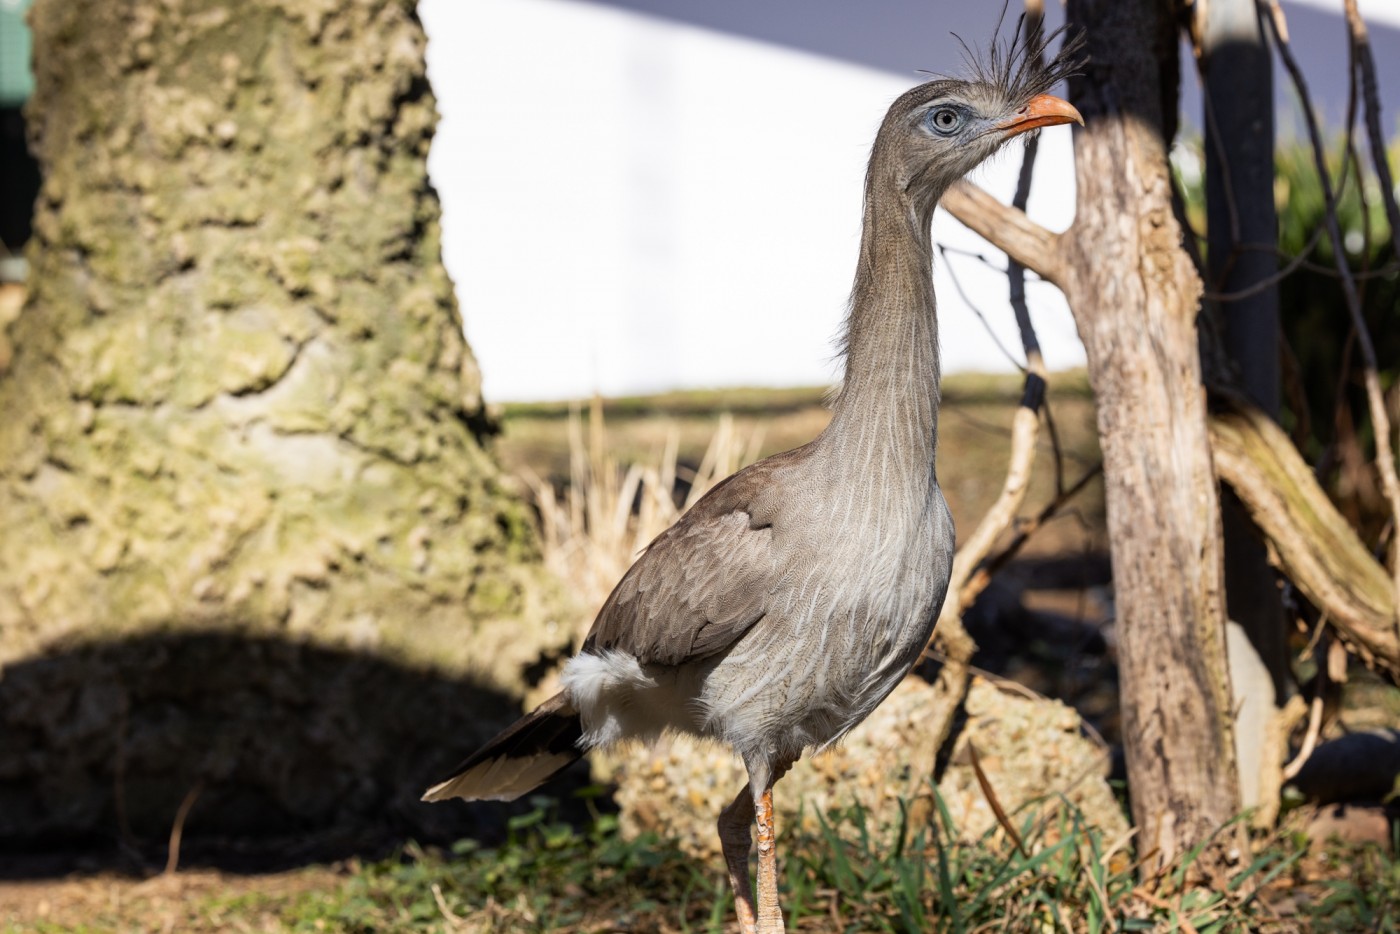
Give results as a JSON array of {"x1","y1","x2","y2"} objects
[{"x1": 422, "y1": 692, "x2": 585, "y2": 803}]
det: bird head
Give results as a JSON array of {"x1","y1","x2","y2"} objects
[{"x1": 869, "y1": 26, "x2": 1085, "y2": 213}]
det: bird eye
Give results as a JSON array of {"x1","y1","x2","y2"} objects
[{"x1": 925, "y1": 107, "x2": 964, "y2": 135}]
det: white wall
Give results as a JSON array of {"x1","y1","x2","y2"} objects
[{"x1": 420, "y1": 0, "x2": 1085, "y2": 401}]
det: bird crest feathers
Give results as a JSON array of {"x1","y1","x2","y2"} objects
[{"x1": 936, "y1": 15, "x2": 1087, "y2": 106}]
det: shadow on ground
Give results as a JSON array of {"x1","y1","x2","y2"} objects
[{"x1": 0, "y1": 630, "x2": 594, "y2": 879}]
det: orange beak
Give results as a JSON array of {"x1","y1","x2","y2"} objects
[{"x1": 995, "y1": 93, "x2": 1084, "y2": 138}]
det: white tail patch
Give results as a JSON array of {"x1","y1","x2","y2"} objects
[{"x1": 561, "y1": 650, "x2": 701, "y2": 747}]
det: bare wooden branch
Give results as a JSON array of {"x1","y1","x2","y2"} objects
[
  {"x1": 1210, "y1": 394, "x2": 1400, "y2": 679},
  {"x1": 974, "y1": 463, "x2": 1103, "y2": 590},
  {"x1": 937, "y1": 244, "x2": 1031, "y2": 370},
  {"x1": 941, "y1": 181, "x2": 1066, "y2": 286},
  {"x1": 951, "y1": 401, "x2": 1042, "y2": 606},
  {"x1": 1064, "y1": 0, "x2": 1245, "y2": 872}
]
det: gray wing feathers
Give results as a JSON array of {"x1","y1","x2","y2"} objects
[{"x1": 582, "y1": 457, "x2": 795, "y2": 667}]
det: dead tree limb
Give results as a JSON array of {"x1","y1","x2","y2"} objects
[
  {"x1": 1210, "y1": 392, "x2": 1400, "y2": 680},
  {"x1": 942, "y1": 181, "x2": 1064, "y2": 285}
]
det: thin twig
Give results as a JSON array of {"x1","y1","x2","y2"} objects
[
  {"x1": 935, "y1": 242, "x2": 1010, "y2": 269},
  {"x1": 968, "y1": 742, "x2": 1031, "y2": 859},
  {"x1": 1261, "y1": 0, "x2": 1400, "y2": 600},
  {"x1": 971, "y1": 464, "x2": 1104, "y2": 597},
  {"x1": 164, "y1": 780, "x2": 205, "y2": 876},
  {"x1": 936, "y1": 244, "x2": 1028, "y2": 372},
  {"x1": 1344, "y1": 0, "x2": 1400, "y2": 259},
  {"x1": 1199, "y1": 228, "x2": 1322, "y2": 301},
  {"x1": 432, "y1": 883, "x2": 468, "y2": 930}
]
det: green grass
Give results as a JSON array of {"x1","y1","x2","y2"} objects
[
  {"x1": 272, "y1": 798, "x2": 716, "y2": 933},
  {"x1": 198, "y1": 793, "x2": 1396, "y2": 933},
  {"x1": 14, "y1": 793, "x2": 1392, "y2": 932}
]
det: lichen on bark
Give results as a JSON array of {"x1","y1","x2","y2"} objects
[{"x1": 0, "y1": 0, "x2": 570, "y2": 843}]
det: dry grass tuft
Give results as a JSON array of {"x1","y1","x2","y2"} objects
[{"x1": 522, "y1": 396, "x2": 765, "y2": 639}]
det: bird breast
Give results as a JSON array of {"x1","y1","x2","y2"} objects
[{"x1": 698, "y1": 480, "x2": 954, "y2": 762}]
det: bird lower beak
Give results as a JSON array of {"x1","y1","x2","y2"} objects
[{"x1": 996, "y1": 94, "x2": 1085, "y2": 138}]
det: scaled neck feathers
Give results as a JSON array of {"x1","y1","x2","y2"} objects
[{"x1": 822, "y1": 161, "x2": 942, "y2": 481}]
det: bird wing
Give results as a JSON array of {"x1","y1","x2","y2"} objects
[{"x1": 580, "y1": 450, "x2": 802, "y2": 667}]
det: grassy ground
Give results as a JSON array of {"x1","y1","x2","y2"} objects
[{"x1": 6, "y1": 796, "x2": 1396, "y2": 932}]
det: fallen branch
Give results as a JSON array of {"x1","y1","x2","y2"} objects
[{"x1": 1209, "y1": 393, "x2": 1399, "y2": 679}]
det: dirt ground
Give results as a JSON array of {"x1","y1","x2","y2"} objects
[{"x1": 1, "y1": 866, "x2": 340, "y2": 933}]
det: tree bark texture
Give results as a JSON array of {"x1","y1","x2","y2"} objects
[
  {"x1": 0, "y1": 0, "x2": 569, "y2": 845},
  {"x1": 1064, "y1": 0, "x2": 1245, "y2": 873}
]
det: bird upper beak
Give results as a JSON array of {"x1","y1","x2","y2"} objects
[{"x1": 996, "y1": 94, "x2": 1084, "y2": 138}]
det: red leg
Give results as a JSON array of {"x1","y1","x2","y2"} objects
[{"x1": 754, "y1": 784, "x2": 785, "y2": 932}]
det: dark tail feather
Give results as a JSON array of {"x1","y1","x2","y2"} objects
[{"x1": 422, "y1": 692, "x2": 584, "y2": 803}]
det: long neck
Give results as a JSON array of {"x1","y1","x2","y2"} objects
[{"x1": 821, "y1": 165, "x2": 942, "y2": 482}]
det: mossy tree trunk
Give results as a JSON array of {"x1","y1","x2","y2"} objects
[{"x1": 0, "y1": 0, "x2": 568, "y2": 845}]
